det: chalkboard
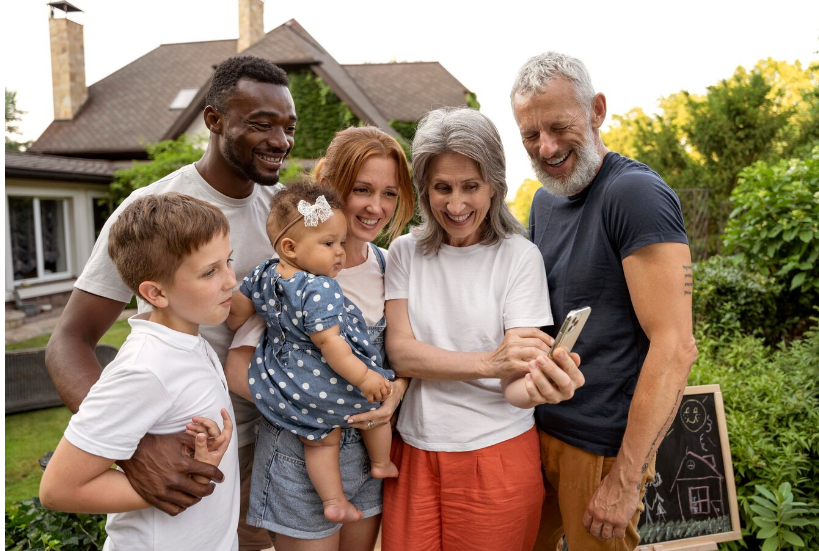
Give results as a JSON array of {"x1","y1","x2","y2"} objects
[{"x1": 636, "y1": 385, "x2": 742, "y2": 550}]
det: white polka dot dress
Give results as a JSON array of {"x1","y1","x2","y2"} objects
[{"x1": 240, "y1": 258, "x2": 394, "y2": 440}]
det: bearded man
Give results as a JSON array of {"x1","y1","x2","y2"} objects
[{"x1": 511, "y1": 52, "x2": 698, "y2": 551}]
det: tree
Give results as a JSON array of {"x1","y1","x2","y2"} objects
[
  {"x1": 5, "y1": 88, "x2": 31, "y2": 151},
  {"x1": 110, "y1": 135, "x2": 205, "y2": 205},
  {"x1": 601, "y1": 59, "x2": 819, "y2": 243},
  {"x1": 507, "y1": 178, "x2": 542, "y2": 229}
]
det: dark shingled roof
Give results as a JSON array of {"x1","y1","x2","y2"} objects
[
  {"x1": 343, "y1": 62, "x2": 471, "y2": 122},
  {"x1": 30, "y1": 38, "x2": 236, "y2": 158},
  {"x1": 30, "y1": 19, "x2": 468, "y2": 159},
  {"x1": 5, "y1": 151, "x2": 117, "y2": 183}
]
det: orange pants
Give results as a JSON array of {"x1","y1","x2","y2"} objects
[
  {"x1": 382, "y1": 427, "x2": 543, "y2": 551},
  {"x1": 533, "y1": 430, "x2": 654, "y2": 551}
]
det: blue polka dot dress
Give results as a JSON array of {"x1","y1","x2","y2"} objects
[{"x1": 241, "y1": 258, "x2": 395, "y2": 441}]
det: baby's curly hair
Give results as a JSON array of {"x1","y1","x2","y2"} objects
[{"x1": 267, "y1": 181, "x2": 344, "y2": 247}]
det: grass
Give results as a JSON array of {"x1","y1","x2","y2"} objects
[
  {"x1": 5, "y1": 319, "x2": 132, "y2": 506},
  {"x1": 5, "y1": 318, "x2": 132, "y2": 351},
  {"x1": 4, "y1": 407, "x2": 73, "y2": 506}
]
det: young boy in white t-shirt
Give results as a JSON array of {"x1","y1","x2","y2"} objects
[{"x1": 40, "y1": 192, "x2": 241, "y2": 551}]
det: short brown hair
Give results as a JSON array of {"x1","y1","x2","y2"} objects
[
  {"x1": 108, "y1": 192, "x2": 230, "y2": 299},
  {"x1": 266, "y1": 181, "x2": 344, "y2": 248},
  {"x1": 314, "y1": 126, "x2": 414, "y2": 244}
]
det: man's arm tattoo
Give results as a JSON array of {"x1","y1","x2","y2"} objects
[
  {"x1": 645, "y1": 389, "x2": 683, "y2": 465},
  {"x1": 683, "y1": 265, "x2": 693, "y2": 296}
]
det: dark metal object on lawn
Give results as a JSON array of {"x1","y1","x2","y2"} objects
[
  {"x1": 5, "y1": 345, "x2": 118, "y2": 414},
  {"x1": 39, "y1": 451, "x2": 54, "y2": 472}
]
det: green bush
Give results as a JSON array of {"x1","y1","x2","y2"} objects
[
  {"x1": 688, "y1": 328, "x2": 819, "y2": 550},
  {"x1": 5, "y1": 499, "x2": 106, "y2": 550},
  {"x1": 721, "y1": 147, "x2": 819, "y2": 338},
  {"x1": 693, "y1": 256, "x2": 782, "y2": 342}
]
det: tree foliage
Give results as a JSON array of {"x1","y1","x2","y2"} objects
[
  {"x1": 507, "y1": 178, "x2": 541, "y2": 229},
  {"x1": 5, "y1": 88, "x2": 31, "y2": 152},
  {"x1": 110, "y1": 135, "x2": 204, "y2": 205},
  {"x1": 601, "y1": 59, "x2": 819, "y2": 241}
]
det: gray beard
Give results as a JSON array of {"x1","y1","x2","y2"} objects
[{"x1": 531, "y1": 132, "x2": 602, "y2": 198}]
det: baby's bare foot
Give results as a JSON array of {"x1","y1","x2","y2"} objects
[
  {"x1": 323, "y1": 498, "x2": 364, "y2": 524},
  {"x1": 370, "y1": 460, "x2": 399, "y2": 479}
]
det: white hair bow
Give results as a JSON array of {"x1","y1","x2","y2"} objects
[{"x1": 297, "y1": 195, "x2": 334, "y2": 227}]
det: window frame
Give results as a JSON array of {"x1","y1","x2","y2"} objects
[{"x1": 6, "y1": 191, "x2": 74, "y2": 285}]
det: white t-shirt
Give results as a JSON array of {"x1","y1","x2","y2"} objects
[
  {"x1": 335, "y1": 245, "x2": 387, "y2": 326},
  {"x1": 384, "y1": 233, "x2": 553, "y2": 452},
  {"x1": 75, "y1": 163, "x2": 280, "y2": 447},
  {"x1": 65, "y1": 315, "x2": 239, "y2": 551}
]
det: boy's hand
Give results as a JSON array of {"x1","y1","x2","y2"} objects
[
  {"x1": 191, "y1": 409, "x2": 233, "y2": 468},
  {"x1": 358, "y1": 371, "x2": 391, "y2": 403},
  {"x1": 186, "y1": 414, "x2": 227, "y2": 453}
]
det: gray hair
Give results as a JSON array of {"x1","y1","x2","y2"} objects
[
  {"x1": 510, "y1": 52, "x2": 596, "y2": 114},
  {"x1": 411, "y1": 107, "x2": 524, "y2": 255}
]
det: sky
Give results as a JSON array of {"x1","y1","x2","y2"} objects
[{"x1": 4, "y1": 0, "x2": 818, "y2": 197}]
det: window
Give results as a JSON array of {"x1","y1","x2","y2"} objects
[
  {"x1": 688, "y1": 486, "x2": 711, "y2": 515},
  {"x1": 9, "y1": 196, "x2": 71, "y2": 282},
  {"x1": 169, "y1": 88, "x2": 199, "y2": 110}
]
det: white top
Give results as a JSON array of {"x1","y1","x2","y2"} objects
[
  {"x1": 385, "y1": 233, "x2": 553, "y2": 452},
  {"x1": 335, "y1": 246, "x2": 387, "y2": 326},
  {"x1": 66, "y1": 315, "x2": 239, "y2": 551},
  {"x1": 75, "y1": 163, "x2": 281, "y2": 447}
]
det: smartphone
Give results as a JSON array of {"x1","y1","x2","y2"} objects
[{"x1": 548, "y1": 307, "x2": 592, "y2": 358}]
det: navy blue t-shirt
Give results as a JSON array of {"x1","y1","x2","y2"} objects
[{"x1": 530, "y1": 152, "x2": 688, "y2": 457}]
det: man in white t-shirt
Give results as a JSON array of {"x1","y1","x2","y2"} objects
[{"x1": 45, "y1": 55, "x2": 296, "y2": 551}]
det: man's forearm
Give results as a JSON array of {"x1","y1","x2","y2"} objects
[{"x1": 609, "y1": 337, "x2": 697, "y2": 487}]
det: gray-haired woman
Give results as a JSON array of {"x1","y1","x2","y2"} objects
[{"x1": 381, "y1": 107, "x2": 584, "y2": 551}]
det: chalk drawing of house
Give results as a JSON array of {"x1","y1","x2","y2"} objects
[{"x1": 670, "y1": 450, "x2": 725, "y2": 522}]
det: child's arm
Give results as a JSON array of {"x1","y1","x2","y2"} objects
[
  {"x1": 310, "y1": 326, "x2": 391, "y2": 403},
  {"x1": 227, "y1": 291, "x2": 255, "y2": 331},
  {"x1": 224, "y1": 346, "x2": 253, "y2": 401},
  {"x1": 40, "y1": 437, "x2": 151, "y2": 514},
  {"x1": 502, "y1": 346, "x2": 583, "y2": 409}
]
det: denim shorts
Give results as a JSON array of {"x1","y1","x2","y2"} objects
[{"x1": 247, "y1": 418, "x2": 383, "y2": 539}]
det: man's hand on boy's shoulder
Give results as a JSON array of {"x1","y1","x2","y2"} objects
[{"x1": 118, "y1": 432, "x2": 224, "y2": 516}]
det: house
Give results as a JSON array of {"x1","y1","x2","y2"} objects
[
  {"x1": 6, "y1": 0, "x2": 472, "y2": 309},
  {"x1": 670, "y1": 450, "x2": 726, "y2": 522}
]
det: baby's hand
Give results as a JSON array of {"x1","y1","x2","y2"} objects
[
  {"x1": 190, "y1": 409, "x2": 233, "y2": 467},
  {"x1": 359, "y1": 371, "x2": 391, "y2": 403}
]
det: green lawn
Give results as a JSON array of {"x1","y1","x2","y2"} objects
[
  {"x1": 5, "y1": 318, "x2": 132, "y2": 351},
  {"x1": 5, "y1": 319, "x2": 132, "y2": 506},
  {"x1": 4, "y1": 407, "x2": 73, "y2": 506}
]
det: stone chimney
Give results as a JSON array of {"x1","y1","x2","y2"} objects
[
  {"x1": 237, "y1": 0, "x2": 265, "y2": 52},
  {"x1": 48, "y1": 2, "x2": 88, "y2": 120}
]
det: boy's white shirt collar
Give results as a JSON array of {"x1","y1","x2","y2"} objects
[{"x1": 127, "y1": 312, "x2": 203, "y2": 351}]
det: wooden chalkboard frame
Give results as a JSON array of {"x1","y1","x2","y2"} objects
[{"x1": 636, "y1": 384, "x2": 742, "y2": 551}]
